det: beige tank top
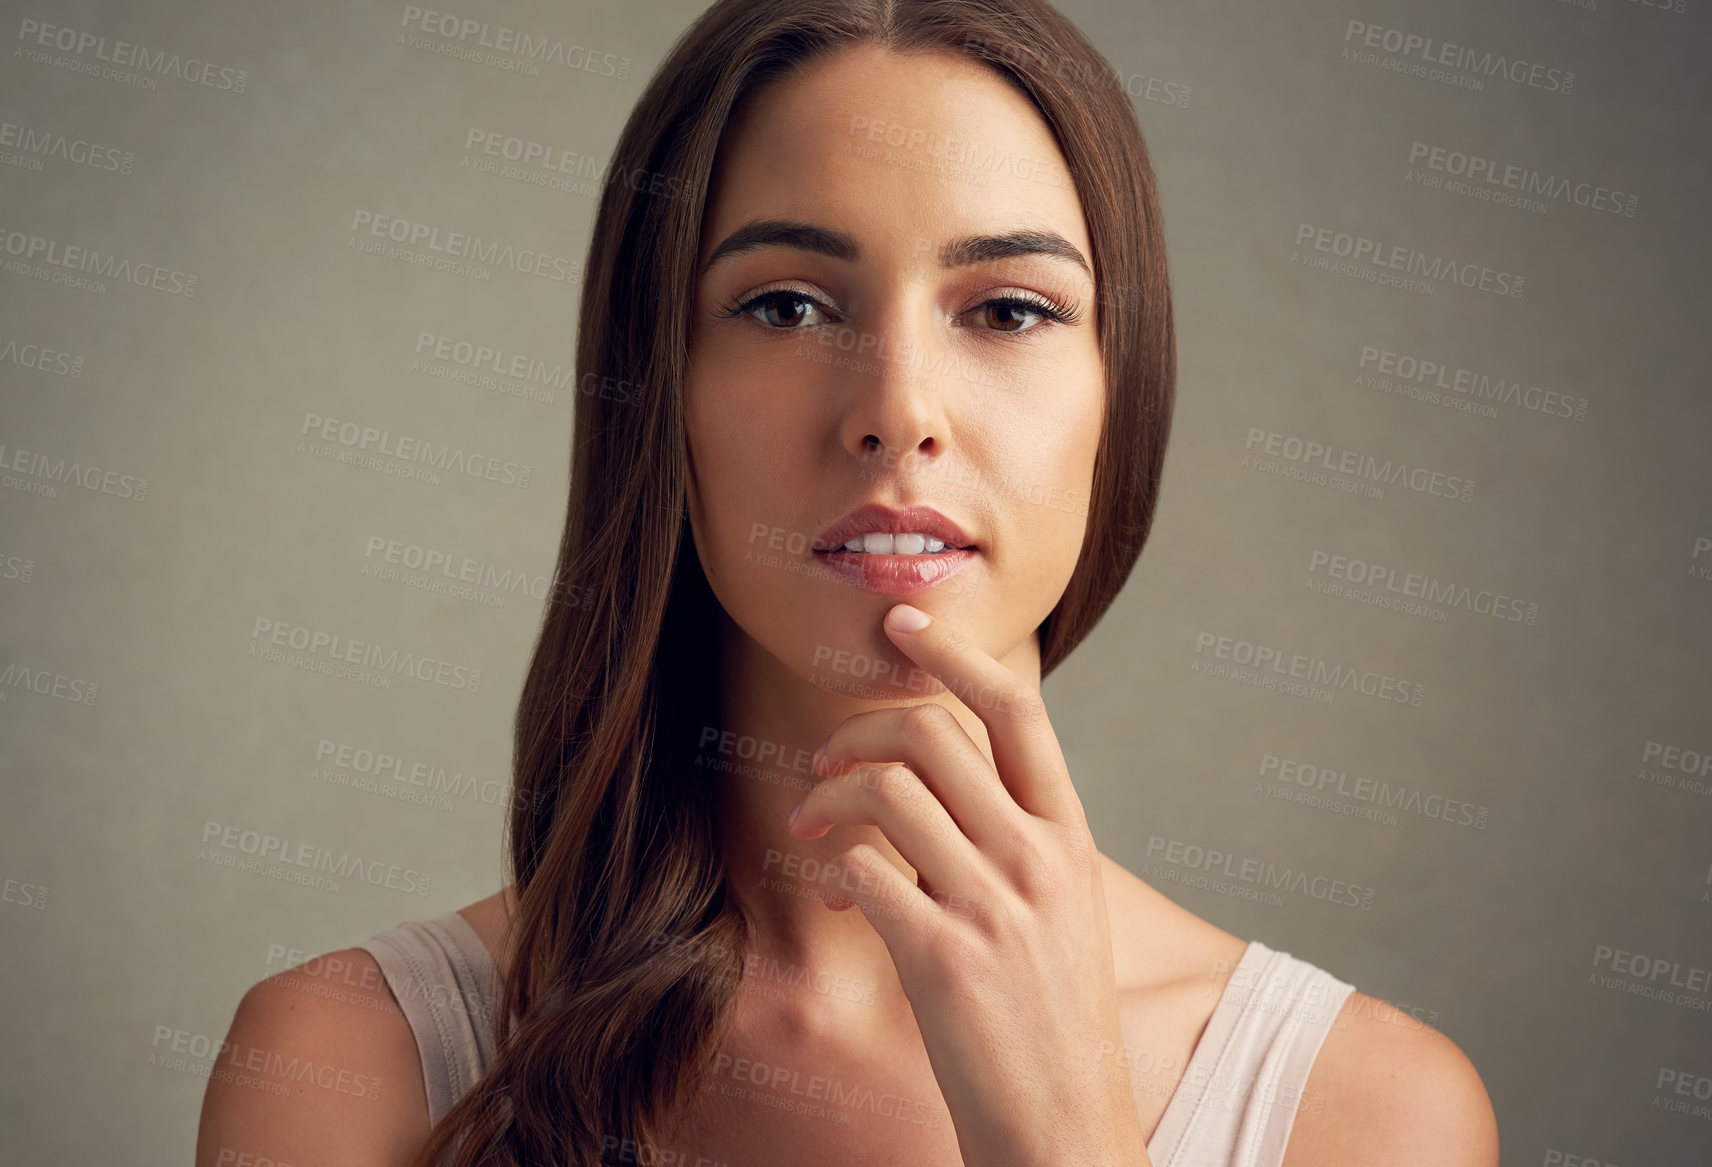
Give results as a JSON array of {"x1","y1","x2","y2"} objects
[{"x1": 357, "y1": 910, "x2": 1355, "y2": 1165}]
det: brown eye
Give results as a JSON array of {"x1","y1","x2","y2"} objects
[
  {"x1": 731, "y1": 290, "x2": 828, "y2": 329},
  {"x1": 982, "y1": 301, "x2": 1036, "y2": 332},
  {"x1": 972, "y1": 294, "x2": 1071, "y2": 335},
  {"x1": 759, "y1": 294, "x2": 812, "y2": 327}
]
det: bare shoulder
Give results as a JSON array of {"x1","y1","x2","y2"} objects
[
  {"x1": 1094, "y1": 852, "x2": 1496, "y2": 1163},
  {"x1": 1282, "y1": 991, "x2": 1499, "y2": 1167},
  {"x1": 194, "y1": 946, "x2": 430, "y2": 1167}
]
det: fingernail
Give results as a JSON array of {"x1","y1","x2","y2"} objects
[
  {"x1": 886, "y1": 604, "x2": 931, "y2": 633},
  {"x1": 812, "y1": 739, "x2": 827, "y2": 771},
  {"x1": 788, "y1": 800, "x2": 802, "y2": 825}
]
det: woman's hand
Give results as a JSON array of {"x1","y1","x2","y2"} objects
[{"x1": 787, "y1": 603, "x2": 1151, "y2": 1167}]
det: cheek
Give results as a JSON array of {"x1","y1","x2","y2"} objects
[
  {"x1": 994, "y1": 388, "x2": 1100, "y2": 591},
  {"x1": 685, "y1": 376, "x2": 810, "y2": 593},
  {"x1": 1013, "y1": 393, "x2": 1100, "y2": 509},
  {"x1": 685, "y1": 375, "x2": 744, "y2": 581}
]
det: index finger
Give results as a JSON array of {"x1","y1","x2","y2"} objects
[{"x1": 880, "y1": 603, "x2": 1078, "y2": 823}]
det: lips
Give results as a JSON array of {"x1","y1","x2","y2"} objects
[{"x1": 812, "y1": 503, "x2": 975, "y2": 554}]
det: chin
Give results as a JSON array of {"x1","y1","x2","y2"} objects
[{"x1": 760, "y1": 594, "x2": 909, "y2": 697}]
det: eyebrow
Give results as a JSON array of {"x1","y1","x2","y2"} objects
[{"x1": 701, "y1": 217, "x2": 1092, "y2": 280}]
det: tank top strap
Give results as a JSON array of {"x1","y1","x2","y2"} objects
[
  {"x1": 355, "y1": 909, "x2": 500, "y2": 1126},
  {"x1": 1146, "y1": 938, "x2": 1356, "y2": 1167}
]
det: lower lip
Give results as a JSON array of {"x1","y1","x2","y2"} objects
[{"x1": 812, "y1": 549, "x2": 977, "y2": 594}]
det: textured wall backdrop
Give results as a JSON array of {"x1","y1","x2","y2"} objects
[{"x1": 1, "y1": 0, "x2": 1708, "y2": 1163}]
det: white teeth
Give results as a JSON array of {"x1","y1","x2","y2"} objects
[{"x1": 838, "y1": 533, "x2": 952, "y2": 555}]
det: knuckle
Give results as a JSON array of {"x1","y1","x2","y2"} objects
[
  {"x1": 901, "y1": 701, "x2": 958, "y2": 740},
  {"x1": 832, "y1": 763, "x2": 871, "y2": 797},
  {"x1": 835, "y1": 842, "x2": 878, "y2": 888},
  {"x1": 864, "y1": 762, "x2": 918, "y2": 806},
  {"x1": 974, "y1": 891, "x2": 1027, "y2": 941},
  {"x1": 925, "y1": 927, "x2": 979, "y2": 981},
  {"x1": 1008, "y1": 834, "x2": 1061, "y2": 899}
]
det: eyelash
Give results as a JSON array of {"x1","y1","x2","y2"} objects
[{"x1": 715, "y1": 284, "x2": 1083, "y2": 337}]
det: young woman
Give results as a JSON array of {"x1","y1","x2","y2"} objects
[{"x1": 199, "y1": 2, "x2": 1498, "y2": 1164}]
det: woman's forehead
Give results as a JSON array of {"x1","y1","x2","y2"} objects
[{"x1": 699, "y1": 46, "x2": 1089, "y2": 271}]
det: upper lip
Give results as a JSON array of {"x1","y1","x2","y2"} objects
[{"x1": 813, "y1": 503, "x2": 976, "y2": 553}]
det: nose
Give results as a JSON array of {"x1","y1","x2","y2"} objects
[{"x1": 835, "y1": 297, "x2": 957, "y2": 472}]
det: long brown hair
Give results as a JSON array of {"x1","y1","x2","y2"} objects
[{"x1": 412, "y1": 0, "x2": 1175, "y2": 1162}]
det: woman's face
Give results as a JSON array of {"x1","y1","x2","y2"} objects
[{"x1": 685, "y1": 43, "x2": 1104, "y2": 698}]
